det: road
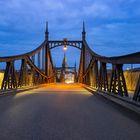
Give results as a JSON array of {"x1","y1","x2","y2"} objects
[{"x1": 0, "y1": 84, "x2": 139, "y2": 140}]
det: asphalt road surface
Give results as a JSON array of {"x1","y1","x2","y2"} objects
[{"x1": 0, "y1": 84, "x2": 139, "y2": 140}]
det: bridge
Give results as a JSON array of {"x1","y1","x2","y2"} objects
[{"x1": 0, "y1": 22, "x2": 140, "y2": 139}]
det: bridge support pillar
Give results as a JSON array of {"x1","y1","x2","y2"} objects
[
  {"x1": 85, "y1": 72, "x2": 90, "y2": 85},
  {"x1": 82, "y1": 43, "x2": 85, "y2": 84},
  {"x1": 78, "y1": 22, "x2": 86, "y2": 84},
  {"x1": 89, "y1": 66, "x2": 94, "y2": 87},
  {"x1": 78, "y1": 47, "x2": 84, "y2": 83},
  {"x1": 45, "y1": 44, "x2": 49, "y2": 78},
  {"x1": 38, "y1": 52, "x2": 40, "y2": 69},
  {"x1": 110, "y1": 64, "x2": 128, "y2": 96},
  {"x1": 42, "y1": 46, "x2": 45, "y2": 72},
  {"x1": 18, "y1": 59, "x2": 28, "y2": 87},
  {"x1": 93, "y1": 60, "x2": 99, "y2": 89},
  {"x1": 45, "y1": 21, "x2": 50, "y2": 81},
  {"x1": 31, "y1": 66, "x2": 35, "y2": 86},
  {"x1": 99, "y1": 62, "x2": 108, "y2": 91},
  {"x1": 1, "y1": 61, "x2": 17, "y2": 90}
]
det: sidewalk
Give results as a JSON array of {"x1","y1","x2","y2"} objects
[{"x1": 84, "y1": 85, "x2": 140, "y2": 116}]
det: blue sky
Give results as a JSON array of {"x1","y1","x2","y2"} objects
[{"x1": 0, "y1": 0, "x2": 140, "y2": 67}]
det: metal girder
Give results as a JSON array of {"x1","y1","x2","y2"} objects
[
  {"x1": 45, "y1": 42, "x2": 49, "y2": 77},
  {"x1": 44, "y1": 42, "x2": 55, "y2": 82},
  {"x1": 93, "y1": 60, "x2": 99, "y2": 89},
  {"x1": 99, "y1": 62, "x2": 108, "y2": 91},
  {"x1": 18, "y1": 59, "x2": 28, "y2": 87},
  {"x1": 38, "y1": 52, "x2": 41, "y2": 69},
  {"x1": 1, "y1": 61, "x2": 17, "y2": 90},
  {"x1": 26, "y1": 56, "x2": 47, "y2": 78},
  {"x1": 83, "y1": 57, "x2": 95, "y2": 78},
  {"x1": 0, "y1": 41, "x2": 46, "y2": 62},
  {"x1": 27, "y1": 56, "x2": 55, "y2": 84},
  {"x1": 31, "y1": 66, "x2": 36, "y2": 86},
  {"x1": 83, "y1": 40, "x2": 140, "y2": 64},
  {"x1": 48, "y1": 40, "x2": 82, "y2": 50},
  {"x1": 88, "y1": 66, "x2": 94, "y2": 86},
  {"x1": 109, "y1": 64, "x2": 128, "y2": 96},
  {"x1": 78, "y1": 46, "x2": 84, "y2": 83},
  {"x1": 84, "y1": 71, "x2": 90, "y2": 85},
  {"x1": 42, "y1": 46, "x2": 45, "y2": 71},
  {"x1": 1, "y1": 39, "x2": 139, "y2": 64}
]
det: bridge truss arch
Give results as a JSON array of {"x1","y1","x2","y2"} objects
[
  {"x1": 48, "y1": 40, "x2": 82, "y2": 50},
  {"x1": 0, "y1": 22, "x2": 140, "y2": 102}
]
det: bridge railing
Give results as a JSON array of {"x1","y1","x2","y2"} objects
[
  {"x1": 0, "y1": 40, "x2": 55, "y2": 91},
  {"x1": 82, "y1": 40, "x2": 140, "y2": 102}
]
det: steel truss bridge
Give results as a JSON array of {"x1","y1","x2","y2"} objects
[{"x1": 0, "y1": 22, "x2": 140, "y2": 102}]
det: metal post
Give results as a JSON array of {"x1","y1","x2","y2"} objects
[
  {"x1": 45, "y1": 44, "x2": 49, "y2": 76},
  {"x1": 38, "y1": 52, "x2": 40, "y2": 68},
  {"x1": 45, "y1": 21, "x2": 49, "y2": 77},
  {"x1": 42, "y1": 46, "x2": 45, "y2": 71}
]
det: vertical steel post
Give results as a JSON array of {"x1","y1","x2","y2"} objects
[
  {"x1": 42, "y1": 46, "x2": 45, "y2": 71},
  {"x1": 82, "y1": 21, "x2": 86, "y2": 84},
  {"x1": 38, "y1": 52, "x2": 40, "y2": 69},
  {"x1": 45, "y1": 21, "x2": 49, "y2": 77}
]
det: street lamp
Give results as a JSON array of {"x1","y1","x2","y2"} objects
[
  {"x1": 63, "y1": 38, "x2": 68, "y2": 51},
  {"x1": 63, "y1": 45, "x2": 67, "y2": 50}
]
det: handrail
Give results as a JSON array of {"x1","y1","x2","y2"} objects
[
  {"x1": 0, "y1": 40, "x2": 47, "y2": 62},
  {"x1": 83, "y1": 40, "x2": 140, "y2": 64}
]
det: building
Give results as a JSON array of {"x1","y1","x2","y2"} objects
[{"x1": 56, "y1": 53, "x2": 77, "y2": 83}]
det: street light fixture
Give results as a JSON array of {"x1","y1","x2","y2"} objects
[
  {"x1": 63, "y1": 45, "x2": 67, "y2": 50},
  {"x1": 63, "y1": 38, "x2": 68, "y2": 51}
]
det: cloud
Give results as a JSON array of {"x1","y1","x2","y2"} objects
[
  {"x1": 83, "y1": 3, "x2": 110, "y2": 17},
  {"x1": 0, "y1": 0, "x2": 139, "y2": 61},
  {"x1": 0, "y1": 0, "x2": 139, "y2": 28}
]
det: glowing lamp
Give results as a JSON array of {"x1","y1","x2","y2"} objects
[
  {"x1": 63, "y1": 38, "x2": 68, "y2": 51},
  {"x1": 63, "y1": 45, "x2": 67, "y2": 50}
]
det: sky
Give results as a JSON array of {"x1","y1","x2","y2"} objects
[{"x1": 0, "y1": 0, "x2": 140, "y2": 67}]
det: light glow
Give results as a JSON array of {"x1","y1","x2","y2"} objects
[
  {"x1": 63, "y1": 44, "x2": 67, "y2": 50},
  {"x1": 63, "y1": 46, "x2": 67, "y2": 50},
  {"x1": 65, "y1": 80, "x2": 73, "y2": 84}
]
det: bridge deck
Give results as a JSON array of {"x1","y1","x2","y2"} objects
[{"x1": 0, "y1": 84, "x2": 139, "y2": 140}]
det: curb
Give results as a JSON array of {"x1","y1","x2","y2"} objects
[{"x1": 84, "y1": 85, "x2": 140, "y2": 116}]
